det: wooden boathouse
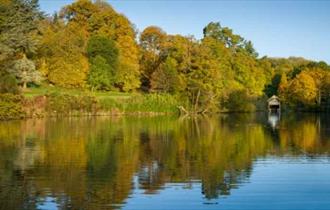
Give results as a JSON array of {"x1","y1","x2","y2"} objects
[{"x1": 267, "y1": 95, "x2": 280, "y2": 112}]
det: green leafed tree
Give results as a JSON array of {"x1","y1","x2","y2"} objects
[
  {"x1": 87, "y1": 35, "x2": 118, "y2": 68},
  {"x1": 87, "y1": 36, "x2": 119, "y2": 90},
  {"x1": 86, "y1": 35, "x2": 118, "y2": 91},
  {"x1": 87, "y1": 56, "x2": 114, "y2": 91},
  {"x1": 0, "y1": 71, "x2": 18, "y2": 94}
]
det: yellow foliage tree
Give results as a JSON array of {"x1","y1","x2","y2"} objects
[
  {"x1": 288, "y1": 72, "x2": 317, "y2": 107},
  {"x1": 60, "y1": 0, "x2": 141, "y2": 91},
  {"x1": 39, "y1": 22, "x2": 89, "y2": 88}
]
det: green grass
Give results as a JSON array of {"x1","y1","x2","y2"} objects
[
  {"x1": 22, "y1": 86, "x2": 180, "y2": 115},
  {"x1": 23, "y1": 86, "x2": 132, "y2": 100}
]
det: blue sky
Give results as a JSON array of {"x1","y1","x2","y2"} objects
[{"x1": 39, "y1": 0, "x2": 330, "y2": 63}]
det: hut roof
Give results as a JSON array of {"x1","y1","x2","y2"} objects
[{"x1": 267, "y1": 95, "x2": 280, "y2": 102}]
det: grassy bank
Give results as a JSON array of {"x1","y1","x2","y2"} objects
[{"x1": 0, "y1": 87, "x2": 180, "y2": 120}]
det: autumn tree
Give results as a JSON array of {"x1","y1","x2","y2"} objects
[
  {"x1": 60, "y1": 0, "x2": 141, "y2": 91},
  {"x1": 186, "y1": 41, "x2": 222, "y2": 113},
  {"x1": 277, "y1": 60, "x2": 330, "y2": 109},
  {"x1": 150, "y1": 57, "x2": 180, "y2": 93},
  {"x1": 39, "y1": 21, "x2": 89, "y2": 88},
  {"x1": 114, "y1": 15, "x2": 141, "y2": 92},
  {"x1": 288, "y1": 72, "x2": 318, "y2": 107},
  {"x1": 139, "y1": 26, "x2": 167, "y2": 90}
]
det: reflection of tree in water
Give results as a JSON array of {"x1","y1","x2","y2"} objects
[
  {"x1": 0, "y1": 118, "x2": 140, "y2": 209},
  {"x1": 2, "y1": 114, "x2": 330, "y2": 208},
  {"x1": 274, "y1": 113, "x2": 330, "y2": 155},
  {"x1": 137, "y1": 115, "x2": 271, "y2": 199}
]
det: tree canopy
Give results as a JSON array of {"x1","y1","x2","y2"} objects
[{"x1": 1, "y1": 0, "x2": 330, "y2": 112}]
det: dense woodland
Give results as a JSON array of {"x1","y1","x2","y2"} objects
[{"x1": 1, "y1": 0, "x2": 330, "y2": 113}]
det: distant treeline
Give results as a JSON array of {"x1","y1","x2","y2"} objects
[{"x1": 1, "y1": 0, "x2": 330, "y2": 113}]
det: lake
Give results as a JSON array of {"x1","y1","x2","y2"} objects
[{"x1": 1, "y1": 113, "x2": 330, "y2": 210}]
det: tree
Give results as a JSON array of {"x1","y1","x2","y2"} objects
[
  {"x1": 278, "y1": 73, "x2": 289, "y2": 103},
  {"x1": 140, "y1": 26, "x2": 167, "y2": 54},
  {"x1": 264, "y1": 74, "x2": 281, "y2": 97},
  {"x1": 87, "y1": 56, "x2": 114, "y2": 91},
  {"x1": 244, "y1": 40, "x2": 258, "y2": 58},
  {"x1": 203, "y1": 22, "x2": 243, "y2": 49},
  {"x1": 115, "y1": 29, "x2": 141, "y2": 92},
  {"x1": 140, "y1": 26, "x2": 167, "y2": 90},
  {"x1": 0, "y1": 71, "x2": 18, "y2": 94},
  {"x1": 0, "y1": 0, "x2": 43, "y2": 92},
  {"x1": 278, "y1": 63, "x2": 330, "y2": 109},
  {"x1": 61, "y1": 0, "x2": 141, "y2": 92},
  {"x1": 151, "y1": 57, "x2": 181, "y2": 93},
  {"x1": 288, "y1": 72, "x2": 318, "y2": 107},
  {"x1": 231, "y1": 51, "x2": 266, "y2": 96},
  {"x1": 225, "y1": 89, "x2": 256, "y2": 112},
  {"x1": 0, "y1": 0, "x2": 42, "y2": 56},
  {"x1": 185, "y1": 42, "x2": 222, "y2": 113},
  {"x1": 200, "y1": 36, "x2": 236, "y2": 101},
  {"x1": 86, "y1": 35, "x2": 118, "y2": 90},
  {"x1": 8, "y1": 55, "x2": 41, "y2": 88},
  {"x1": 40, "y1": 22, "x2": 89, "y2": 88},
  {"x1": 87, "y1": 35, "x2": 118, "y2": 68},
  {"x1": 60, "y1": 0, "x2": 97, "y2": 29},
  {"x1": 203, "y1": 22, "x2": 257, "y2": 55}
]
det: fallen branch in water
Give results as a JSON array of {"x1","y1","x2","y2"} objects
[{"x1": 177, "y1": 106, "x2": 208, "y2": 115}]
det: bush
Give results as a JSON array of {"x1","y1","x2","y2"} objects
[
  {"x1": 124, "y1": 94, "x2": 179, "y2": 113},
  {"x1": 0, "y1": 94, "x2": 25, "y2": 120},
  {"x1": 46, "y1": 92, "x2": 97, "y2": 115},
  {"x1": 98, "y1": 93, "x2": 179, "y2": 114},
  {"x1": 224, "y1": 90, "x2": 256, "y2": 112},
  {"x1": 0, "y1": 71, "x2": 19, "y2": 94}
]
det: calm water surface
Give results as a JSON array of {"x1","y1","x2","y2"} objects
[{"x1": 1, "y1": 113, "x2": 330, "y2": 209}]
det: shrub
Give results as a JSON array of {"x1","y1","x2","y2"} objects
[
  {"x1": 46, "y1": 92, "x2": 97, "y2": 115},
  {"x1": 124, "y1": 94, "x2": 179, "y2": 113},
  {"x1": 0, "y1": 71, "x2": 19, "y2": 94},
  {"x1": 224, "y1": 90, "x2": 256, "y2": 112},
  {"x1": 0, "y1": 94, "x2": 25, "y2": 120},
  {"x1": 98, "y1": 93, "x2": 179, "y2": 114}
]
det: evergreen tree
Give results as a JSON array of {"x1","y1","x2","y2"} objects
[{"x1": 0, "y1": 0, "x2": 43, "y2": 91}]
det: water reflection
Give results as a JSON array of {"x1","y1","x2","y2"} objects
[
  {"x1": 1, "y1": 114, "x2": 330, "y2": 209},
  {"x1": 268, "y1": 112, "x2": 280, "y2": 129}
]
